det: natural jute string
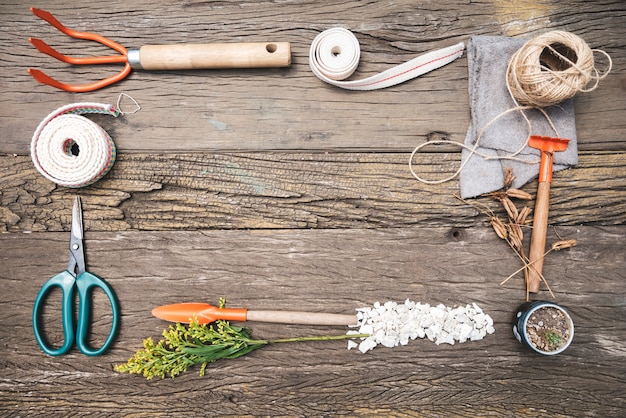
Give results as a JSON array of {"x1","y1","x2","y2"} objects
[
  {"x1": 309, "y1": 27, "x2": 465, "y2": 90},
  {"x1": 409, "y1": 30, "x2": 612, "y2": 184},
  {"x1": 507, "y1": 30, "x2": 611, "y2": 107},
  {"x1": 30, "y1": 96, "x2": 134, "y2": 187}
]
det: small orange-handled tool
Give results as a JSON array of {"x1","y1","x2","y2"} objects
[
  {"x1": 28, "y1": 7, "x2": 291, "y2": 92},
  {"x1": 527, "y1": 135, "x2": 570, "y2": 293},
  {"x1": 152, "y1": 303, "x2": 358, "y2": 326}
]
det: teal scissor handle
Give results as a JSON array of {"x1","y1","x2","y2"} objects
[
  {"x1": 32, "y1": 270, "x2": 119, "y2": 356},
  {"x1": 33, "y1": 271, "x2": 75, "y2": 356},
  {"x1": 74, "y1": 271, "x2": 119, "y2": 356}
]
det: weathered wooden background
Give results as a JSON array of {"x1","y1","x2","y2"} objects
[{"x1": 1, "y1": 0, "x2": 625, "y2": 416}]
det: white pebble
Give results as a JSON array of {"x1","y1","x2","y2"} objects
[
  {"x1": 358, "y1": 338, "x2": 378, "y2": 353},
  {"x1": 347, "y1": 299, "x2": 495, "y2": 353}
]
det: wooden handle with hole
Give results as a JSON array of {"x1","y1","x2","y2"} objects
[
  {"x1": 527, "y1": 181, "x2": 551, "y2": 293},
  {"x1": 246, "y1": 310, "x2": 357, "y2": 326},
  {"x1": 134, "y1": 42, "x2": 291, "y2": 70}
]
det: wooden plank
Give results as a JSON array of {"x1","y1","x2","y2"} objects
[
  {"x1": 0, "y1": 226, "x2": 624, "y2": 415},
  {"x1": 1, "y1": 0, "x2": 624, "y2": 154},
  {"x1": 1, "y1": 1, "x2": 625, "y2": 416},
  {"x1": 1, "y1": 151, "x2": 624, "y2": 232}
]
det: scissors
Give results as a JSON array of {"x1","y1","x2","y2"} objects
[{"x1": 32, "y1": 196, "x2": 120, "y2": 356}]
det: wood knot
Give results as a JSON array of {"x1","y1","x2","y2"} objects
[
  {"x1": 426, "y1": 131, "x2": 451, "y2": 142},
  {"x1": 448, "y1": 227, "x2": 465, "y2": 241}
]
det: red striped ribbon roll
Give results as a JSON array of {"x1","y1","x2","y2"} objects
[
  {"x1": 309, "y1": 27, "x2": 465, "y2": 90},
  {"x1": 31, "y1": 103, "x2": 119, "y2": 188}
]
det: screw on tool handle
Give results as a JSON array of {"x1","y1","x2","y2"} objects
[{"x1": 128, "y1": 42, "x2": 291, "y2": 71}]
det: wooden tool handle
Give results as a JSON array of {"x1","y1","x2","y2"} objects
[
  {"x1": 246, "y1": 310, "x2": 357, "y2": 326},
  {"x1": 527, "y1": 181, "x2": 551, "y2": 293},
  {"x1": 136, "y1": 42, "x2": 291, "y2": 71}
]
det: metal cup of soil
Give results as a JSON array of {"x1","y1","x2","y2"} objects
[{"x1": 513, "y1": 301, "x2": 574, "y2": 355}]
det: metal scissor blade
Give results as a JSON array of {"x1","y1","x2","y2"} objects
[
  {"x1": 68, "y1": 196, "x2": 86, "y2": 276},
  {"x1": 71, "y1": 196, "x2": 83, "y2": 240}
]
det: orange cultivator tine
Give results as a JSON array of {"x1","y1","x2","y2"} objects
[{"x1": 27, "y1": 7, "x2": 131, "y2": 92}]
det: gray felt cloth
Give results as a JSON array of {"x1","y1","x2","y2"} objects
[{"x1": 459, "y1": 35, "x2": 578, "y2": 199}]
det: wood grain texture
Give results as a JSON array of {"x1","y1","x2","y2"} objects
[
  {"x1": 1, "y1": 151, "x2": 624, "y2": 232},
  {"x1": 1, "y1": 0, "x2": 625, "y2": 416},
  {"x1": 0, "y1": 0, "x2": 624, "y2": 154},
  {"x1": 1, "y1": 227, "x2": 624, "y2": 416}
]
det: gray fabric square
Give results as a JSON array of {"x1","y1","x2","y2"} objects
[{"x1": 459, "y1": 35, "x2": 578, "y2": 198}]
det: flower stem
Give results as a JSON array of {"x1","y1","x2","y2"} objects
[{"x1": 268, "y1": 333, "x2": 370, "y2": 344}]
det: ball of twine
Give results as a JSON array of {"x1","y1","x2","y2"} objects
[{"x1": 506, "y1": 30, "x2": 611, "y2": 107}]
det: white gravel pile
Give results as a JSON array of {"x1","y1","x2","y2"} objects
[{"x1": 347, "y1": 299, "x2": 495, "y2": 353}]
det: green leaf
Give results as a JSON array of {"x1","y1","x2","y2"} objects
[
  {"x1": 223, "y1": 344, "x2": 261, "y2": 359},
  {"x1": 182, "y1": 344, "x2": 232, "y2": 356}
]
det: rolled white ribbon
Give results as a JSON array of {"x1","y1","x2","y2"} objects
[
  {"x1": 31, "y1": 103, "x2": 119, "y2": 188},
  {"x1": 309, "y1": 27, "x2": 465, "y2": 90}
]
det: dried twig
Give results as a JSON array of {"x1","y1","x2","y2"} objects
[{"x1": 459, "y1": 168, "x2": 576, "y2": 301}]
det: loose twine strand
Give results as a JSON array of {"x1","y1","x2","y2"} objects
[{"x1": 409, "y1": 30, "x2": 612, "y2": 185}]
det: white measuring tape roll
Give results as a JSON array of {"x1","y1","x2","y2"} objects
[
  {"x1": 309, "y1": 27, "x2": 465, "y2": 90},
  {"x1": 31, "y1": 103, "x2": 119, "y2": 188}
]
